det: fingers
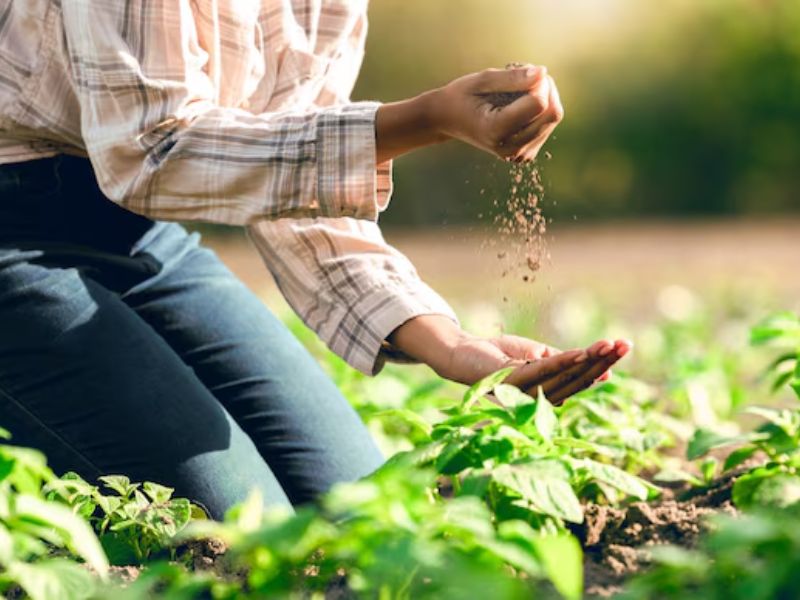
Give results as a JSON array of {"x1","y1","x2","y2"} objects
[
  {"x1": 500, "y1": 76, "x2": 564, "y2": 161},
  {"x1": 504, "y1": 349, "x2": 587, "y2": 389},
  {"x1": 477, "y1": 65, "x2": 547, "y2": 94},
  {"x1": 545, "y1": 340, "x2": 632, "y2": 406},
  {"x1": 494, "y1": 76, "x2": 552, "y2": 131}
]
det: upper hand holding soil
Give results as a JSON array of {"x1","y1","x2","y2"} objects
[{"x1": 431, "y1": 65, "x2": 564, "y2": 163}]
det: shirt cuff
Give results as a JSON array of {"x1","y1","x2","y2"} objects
[
  {"x1": 316, "y1": 102, "x2": 391, "y2": 221},
  {"x1": 324, "y1": 282, "x2": 459, "y2": 376}
]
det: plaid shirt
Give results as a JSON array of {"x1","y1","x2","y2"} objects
[{"x1": 0, "y1": 0, "x2": 457, "y2": 375}]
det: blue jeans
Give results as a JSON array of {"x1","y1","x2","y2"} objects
[{"x1": 0, "y1": 155, "x2": 384, "y2": 519}]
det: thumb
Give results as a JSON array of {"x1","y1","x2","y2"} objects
[{"x1": 478, "y1": 65, "x2": 547, "y2": 94}]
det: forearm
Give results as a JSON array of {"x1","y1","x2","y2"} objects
[{"x1": 375, "y1": 91, "x2": 449, "y2": 164}]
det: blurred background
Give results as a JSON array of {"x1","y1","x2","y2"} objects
[
  {"x1": 356, "y1": 0, "x2": 800, "y2": 224},
  {"x1": 204, "y1": 0, "x2": 799, "y2": 407}
]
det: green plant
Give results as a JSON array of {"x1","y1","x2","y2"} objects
[
  {"x1": 751, "y1": 311, "x2": 800, "y2": 399},
  {"x1": 688, "y1": 406, "x2": 800, "y2": 510},
  {"x1": 0, "y1": 430, "x2": 108, "y2": 600},
  {"x1": 559, "y1": 374, "x2": 676, "y2": 473},
  {"x1": 118, "y1": 464, "x2": 584, "y2": 600},
  {"x1": 45, "y1": 473, "x2": 206, "y2": 565},
  {"x1": 683, "y1": 313, "x2": 800, "y2": 510},
  {"x1": 382, "y1": 369, "x2": 657, "y2": 531}
]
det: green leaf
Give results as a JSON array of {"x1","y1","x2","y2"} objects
[
  {"x1": 231, "y1": 488, "x2": 264, "y2": 531},
  {"x1": 95, "y1": 495, "x2": 122, "y2": 516},
  {"x1": 745, "y1": 407, "x2": 796, "y2": 434},
  {"x1": 0, "y1": 455, "x2": 14, "y2": 483},
  {"x1": 687, "y1": 428, "x2": 739, "y2": 460},
  {"x1": 750, "y1": 312, "x2": 800, "y2": 346},
  {"x1": 99, "y1": 475, "x2": 136, "y2": 498},
  {"x1": 731, "y1": 467, "x2": 777, "y2": 509},
  {"x1": 100, "y1": 532, "x2": 138, "y2": 566},
  {"x1": 483, "y1": 520, "x2": 545, "y2": 576},
  {"x1": 723, "y1": 445, "x2": 759, "y2": 471},
  {"x1": 653, "y1": 468, "x2": 702, "y2": 487},
  {"x1": 734, "y1": 473, "x2": 800, "y2": 508},
  {"x1": 494, "y1": 425, "x2": 538, "y2": 449},
  {"x1": 372, "y1": 408, "x2": 432, "y2": 438},
  {"x1": 493, "y1": 461, "x2": 583, "y2": 523},
  {"x1": 579, "y1": 460, "x2": 650, "y2": 500},
  {"x1": 514, "y1": 401, "x2": 538, "y2": 427},
  {"x1": 553, "y1": 437, "x2": 619, "y2": 459},
  {"x1": 14, "y1": 495, "x2": 108, "y2": 576},
  {"x1": 0, "y1": 427, "x2": 10, "y2": 439},
  {"x1": 0, "y1": 522, "x2": 13, "y2": 565},
  {"x1": 533, "y1": 391, "x2": 558, "y2": 443},
  {"x1": 531, "y1": 534, "x2": 584, "y2": 600},
  {"x1": 143, "y1": 482, "x2": 174, "y2": 504},
  {"x1": 493, "y1": 384, "x2": 532, "y2": 409},
  {"x1": 459, "y1": 472, "x2": 491, "y2": 498},
  {"x1": 7, "y1": 559, "x2": 96, "y2": 600},
  {"x1": 700, "y1": 457, "x2": 719, "y2": 483},
  {"x1": 462, "y1": 367, "x2": 515, "y2": 410},
  {"x1": 435, "y1": 438, "x2": 476, "y2": 475}
]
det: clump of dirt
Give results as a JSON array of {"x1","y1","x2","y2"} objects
[
  {"x1": 575, "y1": 474, "x2": 739, "y2": 598},
  {"x1": 177, "y1": 537, "x2": 229, "y2": 573},
  {"x1": 108, "y1": 565, "x2": 142, "y2": 585}
]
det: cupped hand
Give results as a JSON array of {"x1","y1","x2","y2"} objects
[
  {"x1": 435, "y1": 334, "x2": 632, "y2": 406},
  {"x1": 431, "y1": 65, "x2": 564, "y2": 162}
]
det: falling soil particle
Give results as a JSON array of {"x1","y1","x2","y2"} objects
[
  {"x1": 478, "y1": 64, "x2": 552, "y2": 291},
  {"x1": 489, "y1": 160, "x2": 549, "y2": 285}
]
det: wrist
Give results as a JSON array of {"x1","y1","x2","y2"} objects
[
  {"x1": 387, "y1": 314, "x2": 468, "y2": 374},
  {"x1": 375, "y1": 92, "x2": 450, "y2": 163},
  {"x1": 415, "y1": 88, "x2": 451, "y2": 144}
]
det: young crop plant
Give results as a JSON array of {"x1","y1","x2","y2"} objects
[
  {"x1": 558, "y1": 374, "x2": 677, "y2": 474},
  {"x1": 120, "y1": 464, "x2": 585, "y2": 600},
  {"x1": 751, "y1": 311, "x2": 800, "y2": 399},
  {"x1": 0, "y1": 430, "x2": 108, "y2": 600},
  {"x1": 44, "y1": 472, "x2": 206, "y2": 565},
  {"x1": 686, "y1": 313, "x2": 800, "y2": 511},
  {"x1": 381, "y1": 369, "x2": 659, "y2": 531},
  {"x1": 688, "y1": 406, "x2": 800, "y2": 510}
]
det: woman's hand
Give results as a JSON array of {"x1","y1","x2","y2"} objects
[
  {"x1": 375, "y1": 65, "x2": 564, "y2": 164},
  {"x1": 388, "y1": 315, "x2": 630, "y2": 406},
  {"x1": 432, "y1": 65, "x2": 564, "y2": 162}
]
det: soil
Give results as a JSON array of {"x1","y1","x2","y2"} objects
[
  {"x1": 482, "y1": 90, "x2": 527, "y2": 108},
  {"x1": 489, "y1": 161, "x2": 549, "y2": 291},
  {"x1": 575, "y1": 473, "x2": 740, "y2": 598}
]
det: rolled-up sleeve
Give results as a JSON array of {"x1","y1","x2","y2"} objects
[
  {"x1": 248, "y1": 218, "x2": 458, "y2": 375},
  {"x1": 62, "y1": 0, "x2": 459, "y2": 375},
  {"x1": 61, "y1": 1, "x2": 387, "y2": 224}
]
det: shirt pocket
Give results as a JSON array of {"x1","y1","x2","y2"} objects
[
  {"x1": 267, "y1": 48, "x2": 332, "y2": 111},
  {"x1": 0, "y1": 1, "x2": 51, "y2": 85}
]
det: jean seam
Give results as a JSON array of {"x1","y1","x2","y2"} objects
[{"x1": 0, "y1": 382, "x2": 104, "y2": 479}]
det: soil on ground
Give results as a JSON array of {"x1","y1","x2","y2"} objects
[{"x1": 576, "y1": 470, "x2": 742, "y2": 597}]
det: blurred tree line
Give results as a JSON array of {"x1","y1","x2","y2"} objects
[{"x1": 355, "y1": 0, "x2": 800, "y2": 226}]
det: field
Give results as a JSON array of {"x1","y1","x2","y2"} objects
[{"x1": 2, "y1": 219, "x2": 800, "y2": 599}]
